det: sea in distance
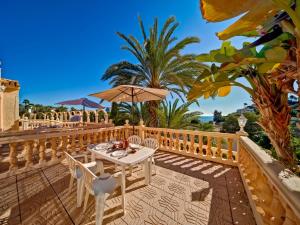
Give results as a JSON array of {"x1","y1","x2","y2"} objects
[{"x1": 199, "y1": 116, "x2": 213, "y2": 123}]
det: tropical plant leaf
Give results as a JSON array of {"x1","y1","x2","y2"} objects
[
  {"x1": 200, "y1": 0, "x2": 262, "y2": 22},
  {"x1": 216, "y1": 1, "x2": 279, "y2": 40},
  {"x1": 218, "y1": 86, "x2": 231, "y2": 97},
  {"x1": 264, "y1": 46, "x2": 288, "y2": 62}
]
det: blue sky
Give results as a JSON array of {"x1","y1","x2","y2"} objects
[{"x1": 1, "y1": 0, "x2": 252, "y2": 115}]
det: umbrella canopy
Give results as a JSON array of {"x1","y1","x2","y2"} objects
[
  {"x1": 89, "y1": 85, "x2": 169, "y2": 102},
  {"x1": 56, "y1": 98, "x2": 104, "y2": 109},
  {"x1": 90, "y1": 85, "x2": 169, "y2": 131}
]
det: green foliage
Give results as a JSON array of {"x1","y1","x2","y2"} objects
[
  {"x1": 109, "y1": 102, "x2": 150, "y2": 126},
  {"x1": 156, "y1": 99, "x2": 202, "y2": 129},
  {"x1": 221, "y1": 115, "x2": 239, "y2": 133},
  {"x1": 221, "y1": 112, "x2": 272, "y2": 150},
  {"x1": 188, "y1": 40, "x2": 293, "y2": 101},
  {"x1": 102, "y1": 16, "x2": 205, "y2": 125},
  {"x1": 213, "y1": 110, "x2": 224, "y2": 124},
  {"x1": 19, "y1": 100, "x2": 68, "y2": 118}
]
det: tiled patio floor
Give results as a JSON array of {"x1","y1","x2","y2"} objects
[{"x1": 0, "y1": 151, "x2": 256, "y2": 225}]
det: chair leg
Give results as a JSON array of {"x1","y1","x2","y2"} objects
[
  {"x1": 77, "y1": 179, "x2": 84, "y2": 207},
  {"x1": 121, "y1": 166, "x2": 126, "y2": 212},
  {"x1": 96, "y1": 160, "x2": 104, "y2": 174},
  {"x1": 95, "y1": 195, "x2": 106, "y2": 225},
  {"x1": 152, "y1": 158, "x2": 156, "y2": 175},
  {"x1": 129, "y1": 165, "x2": 133, "y2": 176},
  {"x1": 68, "y1": 175, "x2": 74, "y2": 194},
  {"x1": 83, "y1": 191, "x2": 90, "y2": 213}
]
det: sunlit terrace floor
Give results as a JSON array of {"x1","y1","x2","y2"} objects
[{"x1": 0, "y1": 151, "x2": 256, "y2": 225}]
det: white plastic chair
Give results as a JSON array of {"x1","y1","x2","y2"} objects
[
  {"x1": 65, "y1": 152, "x2": 104, "y2": 207},
  {"x1": 126, "y1": 135, "x2": 142, "y2": 175},
  {"x1": 128, "y1": 135, "x2": 142, "y2": 145},
  {"x1": 143, "y1": 138, "x2": 159, "y2": 174},
  {"x1": 77, "y1": 161, "x2": 125, "y2": 225}
]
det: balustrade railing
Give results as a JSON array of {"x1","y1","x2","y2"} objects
[
  {"x1": 239, "y1": 136, "x2": 300, "y2": 225},
  {"x1": 0, "y1": 126, "x2": 125, "y2": 177},
  {"x1": 139, "y1": 126, "x2": 238, "y2": 165},
  {"x1": 1, "y1": 121, "x2": 300, "y2": 224}
]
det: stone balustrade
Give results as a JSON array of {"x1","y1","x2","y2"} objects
[
  {"x1": 0, "y1": 122, "x2": 300, "y2": 224},
  {"x1": 21, "y1": 109, "x2": 109, "y2": 130},
  {"x1": 19, "y1": 118, "x2": 82, "y2": 130},
  {"x1": 239, "y1": 136, "x2": 300, "y2": 225},
  {"x1": 0, "y1": 126, "x2": 125, "y2": 178},
  {"x1": 133, "y1": 125, "x2": 238, "y2": 166}
]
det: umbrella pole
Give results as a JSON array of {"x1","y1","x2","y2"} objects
[
  {"x1": 131, "y1": 87, "x2": 135, "y2": 135},
  {"x1": 83, "y1": 105, "x2": 85, "y2": 126}
]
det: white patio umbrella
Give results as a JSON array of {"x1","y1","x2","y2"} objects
[{"x1": 90, "y1": 85, "x2": 169, "y2": 131}]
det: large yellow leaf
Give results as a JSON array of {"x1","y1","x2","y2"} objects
[
  {"x1": 216, "y1": 0, "x2": 279, "y2": 40},
  {"x1": 200, "y1": 0, "x2": 261, "y2": 22},
  {"x1": 218, "y1": 86, "x2": 231, "y2": 97},
  {"x1": 264, "y1": 47, "x2": 287, "y2": 62}
]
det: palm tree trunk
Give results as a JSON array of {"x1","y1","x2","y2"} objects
[
  {"x1": 147, "y1": 100, "x2": 159, "y2": 127},
  {"x1": 295, "y1": 32, "x2": 300, "y2": 130},
  {"x1": 251, "y1": 75, "x2": 295, "y2": 164}
]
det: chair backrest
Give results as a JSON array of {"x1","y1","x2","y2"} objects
[
  {"x1": 65, "y1": 152, "x2": 78, "y2": 178},
  {"x1": 77, "y1": 161, "x2": 117, "y2": 196},
  {"x1": 128, "y1": 135, "x2": 142, "y2": 145},
  {"x1": 143, "y1": 138, "x2": 159, "y2": 151},
  {"x1": 77, "y1": 160, "x2": 97, "y2": 194}
]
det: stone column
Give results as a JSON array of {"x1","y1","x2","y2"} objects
[{"x1": 139, "y1": 120, "x2": 145, "y2": 142}]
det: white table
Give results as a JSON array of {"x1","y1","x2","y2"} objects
[{"x1": 88, "y1": 144, "x2": 155, "y2": 210}]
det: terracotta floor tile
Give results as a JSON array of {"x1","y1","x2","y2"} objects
[
  {"x1": 0, "y1": 150, "x2": 256, "y2": 225},
  {"x1": 231, "y1": 202, "x2": 256, "y2": 225},
  {"x1": 0, "y1": 179, "x2": 19, "y2": 219},
  {"x1": 163, "y1": 195, "x2": 210, "y2": 225},
  {"x1": 122, "y1": 198, "x2": 177, "y2": 225}
]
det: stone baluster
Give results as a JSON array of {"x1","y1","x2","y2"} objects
[
  {"x1": 163, "y1": 129, "x2": 167, "y2": 150},
  {"x1": 22, "y1": 117, "x2": 29, "y2": 130},
  {"x1": 124, "y1": 120, "x2": 129, "y2": 139},
  {"x1": 61, "y1": 136, "x2": 68, "y2": 152},
  {"x1": 182, "y1": 132, "x2": 187, "y2": 153},
  {"x1": 95, "y1": 112, "x2": 99, "y2": 123},
  {"x1": 50, "y1": 138, "x2": 58, "y2": 162},
  {"x1": 93, "y1": 132, "x2": 98, "y2": 143},
  {"x1": 79, "y1": 134, "x2": 84, "y2": 151},
  {"x1": 198, "y1": 135, "x2": 203, "y2": 156},
  {"x1": 86, "y1": 112, "x2": 90, "y2": 123},
  {"x1": 206, "y1": 136, "x2": 212, "y2": 157},
  {"x1": 70, "y1": 135, "x2": 76, "y2": 154},
  {"x1": 38, "y1": 139, "x2": 46, "y2": 164},
  {"x1": 86, "y1": 133, "x2": 91, "y2": 145},
  {"x1": 110, "y1": 130, "x2": 114, "y2": 141},
  {"x1": 175, "y1": 132, "x2": 180, "y2": 152},
  {"x1": 156, "y1": 130, "x2": 161, "y2": 149},
  {"x1": 190, "y1": 133, "x2": 195, "y2": 155},
  {"x1": 139, "y1": 120, "x2": 145, "y2": 142},
  {"x1": 24, "y1": 141, "x2": 33, "y2": 167},
  {"x1": 216, "y1": 137, "x2": 222, "y2": 158},
  {"x1": 168, "y1": 131, "x2": 173, "y2": 151},
  {"x1": 227, "y1": 138, "x2": 233, "y2": 160},
  {"x1": 104, "y1": 130, "x2": 109, "y2": 142},
  {"x1": 9, "y1": 143, "x2": 18, "y2": 171}
]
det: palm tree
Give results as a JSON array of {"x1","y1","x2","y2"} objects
[
  {"x1": 109, "y1": 102, "x2": 150, "y2": 126},
  {"x1": 102, "y1": 16, "x2": 204, "y2": 126},
  {"x1": 188, "y1": 41, "x2": 295, "y2": 164},
  {"x1": 22, "y1": 99, "x2": 33, "y2": 112},
  {"x1": 157, "y1": 99, "x2": 202, "y2": 129}
]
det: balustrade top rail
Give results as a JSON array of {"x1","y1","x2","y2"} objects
[
  {"x1": 0, "y1": 124, "x2": 118, "y2": 144},
  {"x1": 141, "y1": 126, "x2": 237, "y2": 138}
]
